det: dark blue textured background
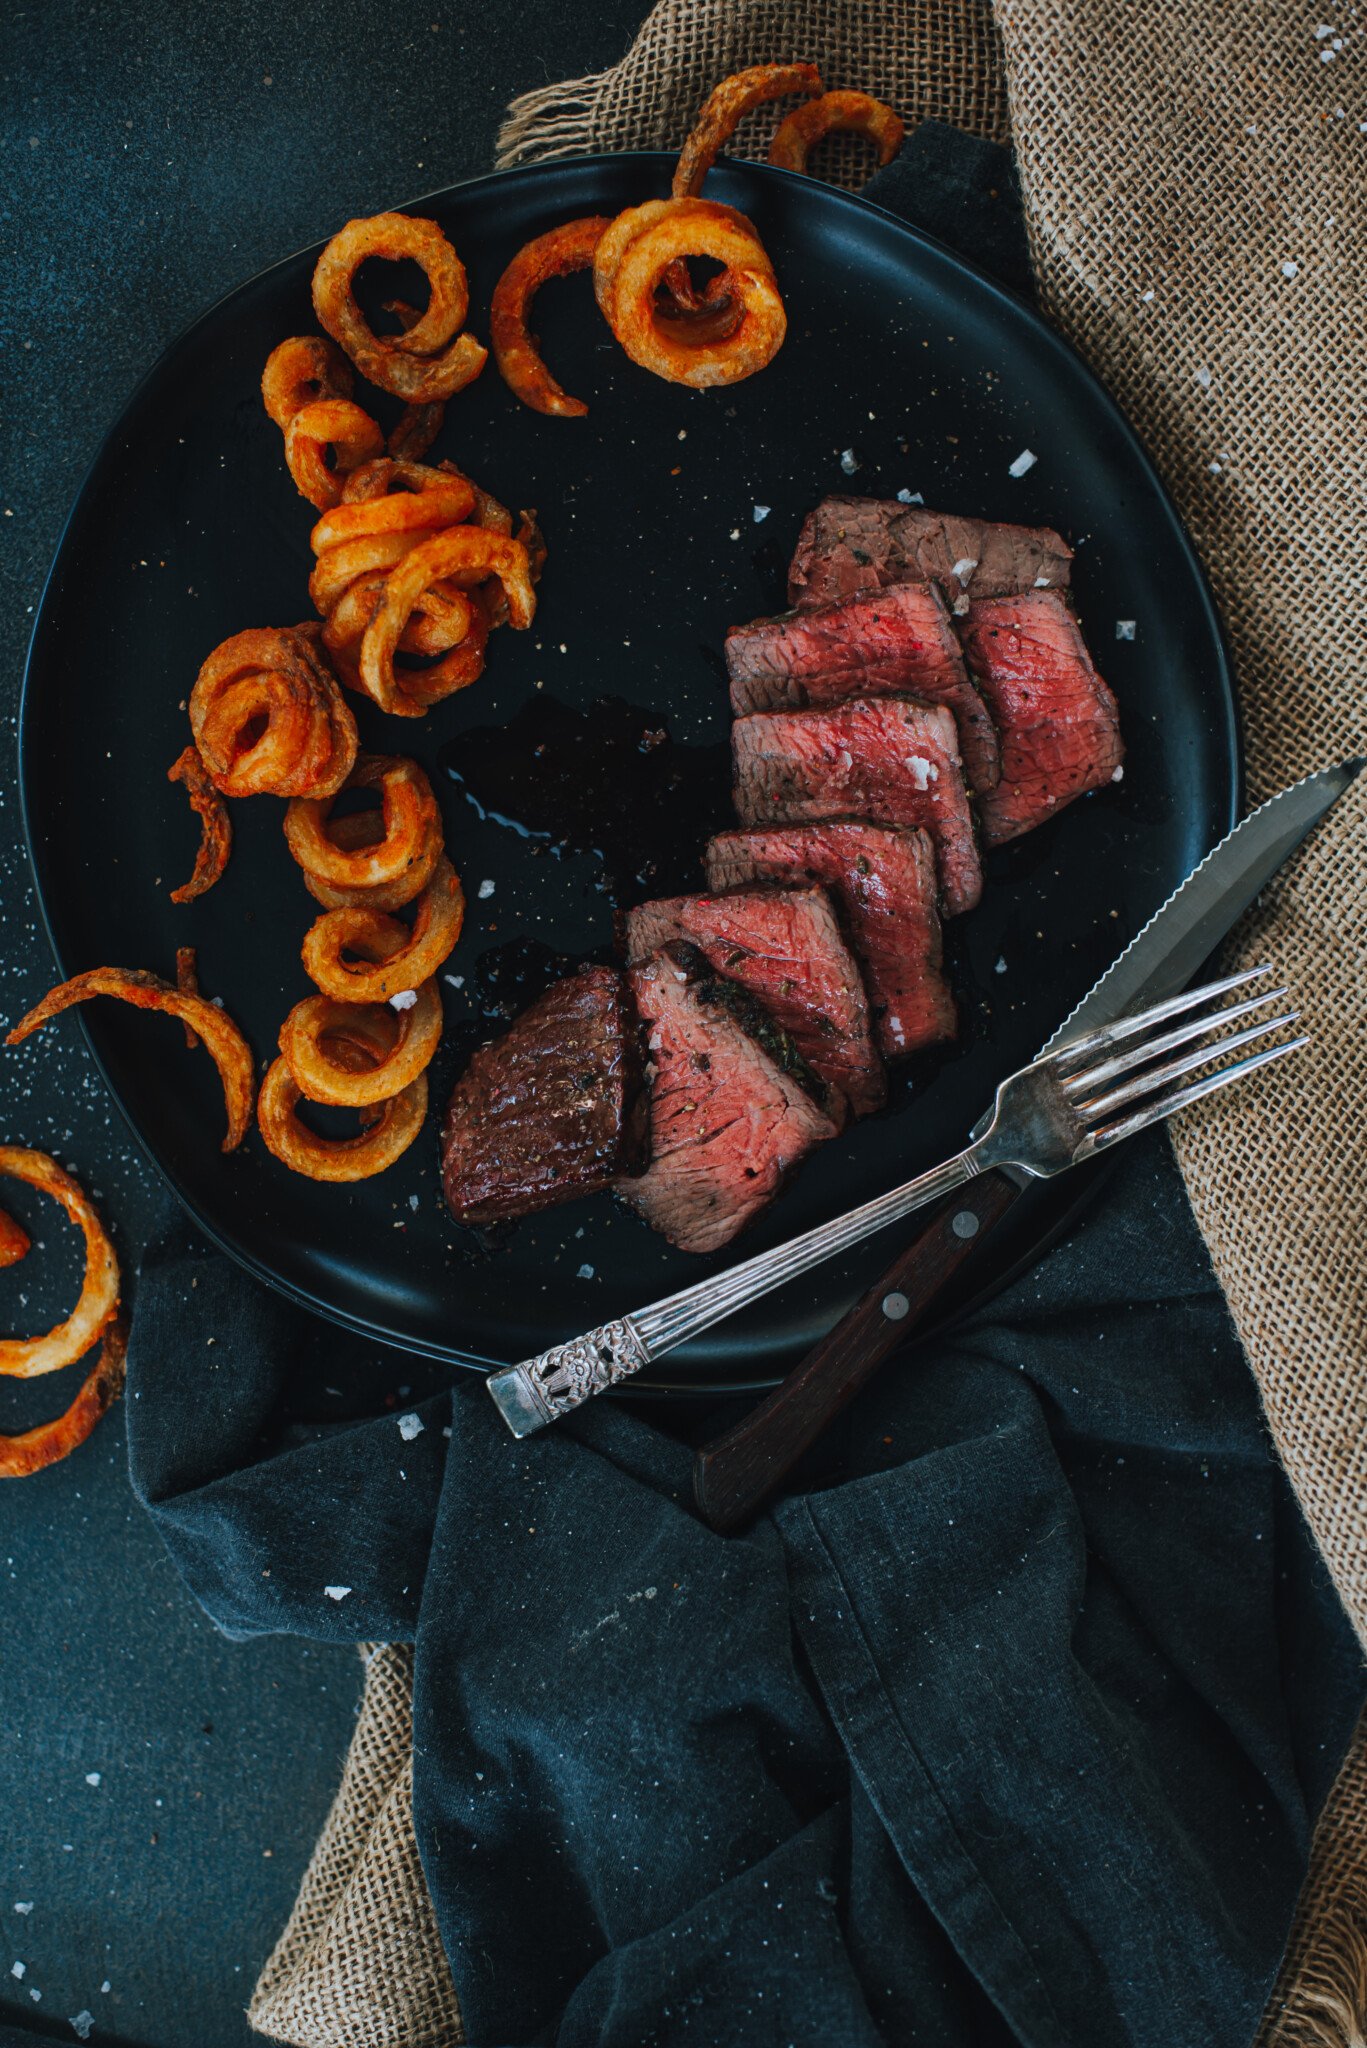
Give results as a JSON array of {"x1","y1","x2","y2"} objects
[{"x1": 0, "y1": 4, "x2": 644, "y2": 2039}]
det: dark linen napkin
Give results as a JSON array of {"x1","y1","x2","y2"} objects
[
  {"x1": 124, "y1": 1125, "x2": 1363, "y2": 2048},
  {"x1": 104, "y1": 127, "x2": 1363, "y2": 2048}
]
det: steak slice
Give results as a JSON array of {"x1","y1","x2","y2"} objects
[
  {"x1": 788, "y1": 496, "x2": 1073, "y2": 612},
  {"x1": 725, "y1": 582, "x2": 999, "y2": 795},
  {"x1": 731, "y1": 697, "x2": 983, "y2": 916},
  {"x1": 620, "y1": 944, "x2": 838, "y2": 1255},
  {"x1": 441, "y1": 965, "x2": 647, "y2": 1226},
  {"x1": 623, "y1": 884, "x2": 884, "y2": 1118},
  {"x1": 705, "y1": 821, "x2": 956, "y2": 1058},
  {"x1": 958, "y1": 590, "x2": 1124, "y2": 846}
]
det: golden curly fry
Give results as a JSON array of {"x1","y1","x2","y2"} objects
[
  {"x1": 284, "y1": 754, "x2": 442, "y2": 900},
  {"x1": 279, "y1": 981, "x2": 442, "y2": 1108},
  {"x1": 282, "y1": 398, "x2": 385, "y2": 512},
  {"x1": 358, "y1": 529, "x2": 533, "y2": 715},
  {"x1": 0, "y1": 1314, "x2": 127, "y2": 1479},
  {"x1": 6, "y1": 970, "x2": 256, "y2": 1153},
  {"x1": 312, "y1": 213, "x2": 488, "y2": 402},
  {"x1": 491, "y1": 216, "x2": 613, "y2": 417},
  {"x1": 0, "y1": 1207, "x2": 30, "y2": 1268},
  {"x1": 301, "y1": 857, "x2": 465, "y2": 1001},
  {"x1": 768, "y1": 90, "x2": 905, "y2": 173},
  {"x1": 167, "y1": 744, "x2": 232, "y2": 903},
  {"x1": 257, "y1": 1042, "x2": 428, "y2": 1182},
  {"x1": 298, "y1": 811, "x2": 443, "y2": 911},
  {"x1": 261, "y1": 336, "x2": 354, "y2": 430},
  {"x1": 596, "y1": 199, "x2": 786, "y2": 389},
  {"x1": 0, "y1": 1148, "x2": 120, "y2": 1380},
  {"x1": 190, "y1": 626, "x2": 357, "y2": 800},
  {"x1": 672, "y1": 61, "x2": 824, "y2": 197}
]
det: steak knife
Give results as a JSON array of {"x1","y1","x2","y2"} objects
[{"x1": 487, "y1": 761, "x2": 1361, "y2": 1465}]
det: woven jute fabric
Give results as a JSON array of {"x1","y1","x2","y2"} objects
[
  {"x1": 252, "y1": 4, "x2": 1367, "y2": 2042},
  {"x1": 248, "y1": 1644, "x2": 463, "y2": 2048},
  {"x1": 495, "y1": 0, "x2": 1008, "y2": 184}
]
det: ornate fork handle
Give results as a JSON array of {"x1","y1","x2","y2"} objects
[{"x1": 486, "y1": 1153, "x2": 976, "y2": 1436}]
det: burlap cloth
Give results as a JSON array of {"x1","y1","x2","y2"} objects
[{"x1": 248, "y1": 4, "x2": 1367, "y2": 2043}]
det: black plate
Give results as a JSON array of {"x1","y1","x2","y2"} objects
[{"x1": 20, "y1": 154, "x2": 1237, "y2": 1389}]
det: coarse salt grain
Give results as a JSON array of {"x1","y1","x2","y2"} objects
[
  {"x1": 443, "y1": 974, "x2": 464, "y2": 990},
  {"x1": 84, "y1": 1773, "x2": 101, "y2": 1788},
  {"x1": 839, "y1": 448, "x2": 860, "y2": 474},
  {"x1": 951, "y1": 557, "x2": 978, "y2": 582},
  {"x1": 477, "y1": 878, "x2": 495, "y2": 899},
  {"x1": 1008, "y1": 448, "x2": 1037, "y2": 478},
  {"x1": 906, "y1": 755, "x2": 937, "y2": 790},
  {"x1": 70, "y1": 2014, "x2": 95, "y2": 2041},
  {"x1": 1034, "y1": 576, "x2": 1051, "y2": 588},
  {"x1": 576, "y1": 1263, "x2": 595, "y2": 1280},
  {"x1": 1315, "y1": 21, "x2": 1333, "y2": 35},
  {"x1": 1116, "y1": 620, "x2": 1137, "y2": 640},
  {"x1": 407, "y1": 1193, "x2": 419, "y2": 1211},
  {"x1": 1281, "y1": 260, "x2": 1300, "y2": 279},
  {"x1": 11, "y1": 1963, "x2": 24, "y2": 1980},
  {"x1": 1111, "y1": 764, "x2": 1125, "y2": 783},
  {"x1": 389, "y1": 989, "x2": 417, "y2": 1011},
  {"x1": 397, "y1": 1413, "x2": 424, "y2": 1441},
  {"x1": 995, "y1": 957, "x2": 1008, "y2": 975},
  {"x1": 896, "y1": 488, "x2": 924, "y2": 504},
  {"x1": 728, "y1": 527, "x2": 740, "y2": 540},
  {"x1": 1195, "y1": 366, "x2": 1212, "y2": 388},
  {"x1": 13, "y1": 1905, "x2": 32, "y2": 1917},
  {"x1": 752, "y1": 504, "x2": 770, "y2": 522},
  {"x1": 324, "y1": 1585, "x2": 351, "y2": 1601}
]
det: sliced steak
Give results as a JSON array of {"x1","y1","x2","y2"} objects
[
  {"x1": 788, "y1": 496, "x2": 1073, "y2": 612},
  {"x1": 705, "y1": 821, "x2": 956, "y2": 1058},
  {"x1": 623, "y1": 884, "x2": 884, "y2": 1118},
  {"x1": 731, "y1": 697, "x2": 983, "y2": 916},
  {"x1": 620, "y1": 944, "x2": 839, "y2": 1255},
  {"x1": 958, "y1": 590, "x2": 1124, "y2": 846},
  {"x1": 725, "y1": 582, "x2": 999, "y2": 795},
  {"x1": 441, "y1": 965, "x2": 647, "y2": 1226}
]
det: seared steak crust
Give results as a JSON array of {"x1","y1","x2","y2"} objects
[
  {"x1": 624, "y1": 884, "x2": 884, "y2": 1118},
  {"x1": 731, "y1": 696, "x2": 983, "y2": 916},
  {"x1": 441, "y1": 966, "x2": 647, "y2": 1225},
  {"x1": 705, "y1": 821, "x2": 956, "y2": 1058},
  {"x1": 725, "y1": 582, "x2": 999, "y2": 795},
  {"x1": 788, "y1": 496, "x2": 1073, "y2": 612},
  {"x1": 619, "y1": 944, "x2": 838, "y2": 1254},
  {"x1": 958, "y1": 591, "x2": 1124, "y2": 846}
]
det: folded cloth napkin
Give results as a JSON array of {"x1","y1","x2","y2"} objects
[{"x1": 126, "y1": 1123, "x2": 1364, "y2": 2048}]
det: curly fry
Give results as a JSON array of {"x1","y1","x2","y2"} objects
[
  {"x1": 301, "y1": 857, "x2": 465, "y2": 1001},
  {"x1": 167, "y1": 745, "x2": 232, "y2": 903},
  {"x1": 312, "y1": 213, "x2": 488, "y2": 402},
  {"x1": 768, "y1": 90, "x2": 905, "y2": 174},
  {"x1": 0, "y1": 1148, "x2": 120, "y2": 1380},
  {"x1": 672, "y1": 62, "x2": 824, "y2": 197},
  {"x1": 6, "y1": 970, "x2": 256, "y2": 1153},
  {"x1": 491, "y1": 216, "x2": 613, "y2": 417},
  {"x1": 0, "y1": 1315, "x2": 127, "y2": 1479}
]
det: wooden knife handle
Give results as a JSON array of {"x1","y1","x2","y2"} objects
[{"x1": 692, "y1": 1169, "x2": 1022, "y2": 1533}]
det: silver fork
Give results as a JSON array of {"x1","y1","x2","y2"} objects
[{"x1": 487, "y1": 966, "x2": 1304, "y2": 1436}]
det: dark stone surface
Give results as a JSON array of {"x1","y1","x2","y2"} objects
[{"x1": 0, "y1": 4, "x2": 646, "y2": 2041}]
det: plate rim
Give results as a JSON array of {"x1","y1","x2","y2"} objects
[{"x1": 17, "y1": 150, "x2": 1241, "y2": 1391}]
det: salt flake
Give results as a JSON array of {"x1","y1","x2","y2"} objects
[
  {"x1": 389, "y1": 989, "x2": 418, "y2": 1011},
  {"x1": 1008, "y1": 448, "x2": 1037, "y2": 478},
  {"x1": 576, "y1": 1262, "x2": 595, "y2": 1280},
  {"x1": 1111, "y1": 764, "x2": 1125, "y2": 783},
  {"x1": 839, "y1": 448, "x2": 861, "y2": 474},
  {"x1": 12, "y1": 1962, "x2": 25, "y2": 1980},
  {"x1": 443, "y1": 974, "x2": 465, "y2": 990},
  {"x1": 950, "y1": 557, "x2": 979, "y2": 582},
  {"x1": 906, "y1": 755, "x2": 937, "y2": 790},
  {"x1": 1281, "y1": 260, "x2": 1300, "y2": 279},
  {"x1": 895, "y1": 488, "x2": 924, "y2": 505},
  {"x1": 1194, "y1": 366, "x2": 1211, "y2": 388},
  {"x1": 752, "y1": 504, "x2": 770, "y2": 522},
  {"x1": 84, "y1": 1772, "x2": 101, "y2": 1788},
  {"x1": 477, "y1": 878, "x2": 495, "y2": 900},
  {"x1": 70, "y1": 2015, "x2": 95, "y2": 2042},
  {"x1": 397, "y1": 1413, "x2": 425, "y2": 1441},
  {"x1": 1115, "y1": 619, "x2": 1137, "y2": 640},
  {"x1": 13, "y1": 1905, "x2": 33, "y2": 1917},
  {"x1": 1315, "y1": 21, "x2": 1334, "y2": 35},
  {"x1": 324, "y1": 1585, "x2": 352, "y2": 1601}
]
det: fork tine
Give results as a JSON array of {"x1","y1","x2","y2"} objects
[
  {"x1": 1063, "y1": 985, "x2": 1288, "y2": 1096},
  {"x1": 1052, "y1": 965, "x2": 1274, "y2": 1070},
  {"x1": 1076, "y1": 1011, "x2": 1299, "y2": 1121},
  {"x1": 1084, "y1": 1034, "x2": 1308, "y2": 1151}
]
